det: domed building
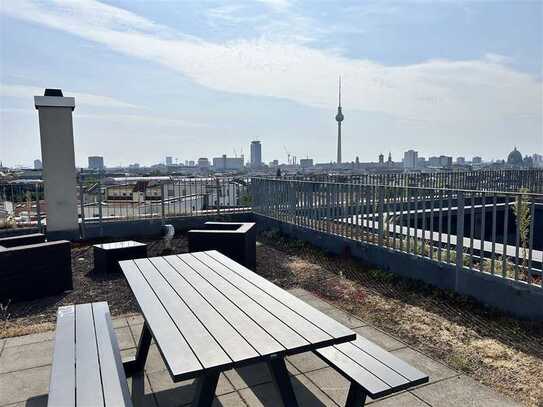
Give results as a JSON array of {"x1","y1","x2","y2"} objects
[{"x1": 507, "y1": 147, "x2": 523, "y2": 166}]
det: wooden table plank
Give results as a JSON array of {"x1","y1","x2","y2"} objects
[
  {"x1": 48, "y1": 305, "x2": 76, "y2": 407},
  {"x1": 149, "y1": 257, "x2": 260, "y2": 363},
  {"x1": 192, "y1": 252, "x2": 333, "y2": 344},
  {"x1": 335, "y1": 342, "x2": 408, "y2": 388},
  {"x1": 351, "y1": 336, "x2": 427, "y2": 383},
  {"x1": 92, "y1": 302, "x2": 133, "y2": 407},
  {"x1": 164, "y1": 255, "x2": 285, "y2": 357},
  {"x1": 121, "y1": 260, "x2": 202, "y2": 379},
  {"x1": 75, "y1": 303, "x2": 104, "y2": 407},
  {"x1": 134, "y1": 258, "x2": 232, "y2": 370},
  {"x1": 205, "y1": 250, "x2": 355, "y2": 341},
  {"x1": 176, "y1": 254, "x2": 310, "y2": 351}
]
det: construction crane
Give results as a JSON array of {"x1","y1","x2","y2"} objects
[{"x1": 283, "y1": 145, "x2": 291, "y2": 165}]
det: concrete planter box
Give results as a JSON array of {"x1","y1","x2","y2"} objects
[
  {"x1": 188, "y1": 222, "x2": 256, "y2": 271},
  {"x1": 93, "y1": 241, "x2": 148, "y2": 273},
  {"x1": 0, "y1": 240, "x2": 72, "y2": 302},
  {"x1": 0, "y1": 233, "x2": 45, "y2": 248}
]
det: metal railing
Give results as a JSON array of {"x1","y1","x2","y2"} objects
[
  {"x1": 78, "y1": 175, "x2": 251, "y2": 227},
  {"x1": 279, "y1": 169, "x2": 543, "y2": 193},
  {"x1": 251, "y1": 177, "x2": 542, "y2": 288},
  {"x1": 0, "y1": 181, "x2": 44, "y2": 231}
]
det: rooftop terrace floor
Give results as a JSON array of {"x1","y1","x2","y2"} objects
[
  {"x1": 1, "y1": 233, "x2": 541, "y2": 406},
  {"x1": 0, "y1": 287, "x2": 521, "y2": 407}
]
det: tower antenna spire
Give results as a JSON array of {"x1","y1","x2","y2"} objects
[{"x1": 338, "y1": 76, "x2": 342, "y2": 108}]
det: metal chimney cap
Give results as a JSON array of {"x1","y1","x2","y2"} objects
[{"x1": 44, "y1": 88, "x2": 63, "y2": 97}]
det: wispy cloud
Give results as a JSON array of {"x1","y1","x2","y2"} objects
[
  {"x1": 2, "y1": 0, "x2": 541, "y2": 125},
  {"x1": 1, "y1": 84, "x2": 142, "y2": 109}
]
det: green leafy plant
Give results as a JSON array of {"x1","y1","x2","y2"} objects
[{"x1": 512, "y1": 188, "x2": 531, "y2": 275}]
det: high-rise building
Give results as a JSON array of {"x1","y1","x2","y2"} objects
[
  {"x1": 439, "y1": 155, "x2": 452, "y2": 168},
  {"x1": 378, "y1": 153, "x2": 384, "y2": 164},
  {"x1": 335, "y1": 77, "x2": 344, "y2": 164},
  {"x1": 166, "y1": 156, "x2": 173, "y2": 166},
  {"x1": 197, "y1": 158, "x2": 210, "y2": 168},
  {"x1": 34, "y1": 159, "x2": 42, "y2": 169},
  {"x1": 88, "y1": 156, "x2": 104, "y2": 170},
  {"x1": 213, "y1": 155, "x2": 244, "y2": 171},
  {"x1": 300, "y1": 158, "x2": 314, "y2": 168},
  {"x1": 403, "y1": 150, "x2": 418, "y2": 170},
  {"x1": 250, "y1": 141, "x2": 262, "y2": 168},
  {"x1": 472, "y1": 156, "x2": 482, "y2": 164},
  {"x1": 456, "y1": 157, "x2": 465, "y2": 165}
]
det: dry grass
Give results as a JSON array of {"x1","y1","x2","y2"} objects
[{"x1": 257, "y1": 230, "x2": 543, "y2": 407}]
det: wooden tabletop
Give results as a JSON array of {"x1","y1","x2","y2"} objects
[{"x1": 120, "y1": 250, "x2": 355, "y2": 382}]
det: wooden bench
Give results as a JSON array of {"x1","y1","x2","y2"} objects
[
  {"x1": 315, "y1": 335, "x2": 429, "y2": 406},
  {"x1": 48, "y1": 302, "x2": 132, "y2": 407}
]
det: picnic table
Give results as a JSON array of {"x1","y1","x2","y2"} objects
[{"x1": 119, "y1": 250, "x2": 356, "y2": 407}]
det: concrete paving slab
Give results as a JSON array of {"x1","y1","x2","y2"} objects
[
  {"x1": 114, "y1": 326, "x2": 136, "y2": 350},
  {"x1": 0, "y1": 341, "x2": 53, "y2": 374},
  {"x1": 305, "y1": 366, "x2": 351, "y2": 406},
  {"x1": 127, "y1": 314, "x2": 145, "y2": 326},
  {"x1": 111, "y1": 316, "x2": 129, "y2": 328},
  {"x1": 287, "y1": 287, "x2": 313, "y2": 298},
  {"x1": 211, "y1": 391, "x2": 248, "y2": 407},
  {"x1": 287, "y1": 351, "x2": 329, "y2": 373},
  {"x1": 391, "y1": 348, "x2": 457, "y2": 384},
  {"x1": 354, "y1": 326, "x2": 406, "y2": 351},
  {"x1": 412, "y1": 375, "x2": 521, "y2": 406},
  {"x1": 224, "y1": 362, "x2": 272, "y2": 390},
  {"x1": 371, "y1": 392, "x2": 428, "y2": 406},
  {"x1": 297, "y1": 295, "x2": 335, "y2": 311},
  {"x1": 239, "y1": 374, "x2": 337, "y2": 407},
  {"x1": 320, "y1": 307, "x2": 366, "y2": 328},
  {"x1": 121, "y1": 344, "x2": 167, "y2": 375},
  {"x1": 0, "y1": 365, "x2": 50, "y2": 405},
  {"x1": 148, "y1": 370, "x2": 233, "y2": 407},
  {"x1": 4, "y1": 331, "x2": 54, "y2": 348}
]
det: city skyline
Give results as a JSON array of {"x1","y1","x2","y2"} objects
[{"x1": 1, "y1": 1, "x2": 542, "y2": 167}]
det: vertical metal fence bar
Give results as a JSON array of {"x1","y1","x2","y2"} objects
[
  {"x1": 502, "y1": 195, "x2": 509, "y2": 278},
  {"x1": 413, "y1": 188, "x2": 419, "y2": 255},
  {"x1": 514, "y1": 195, "x2": 520, "y2": 281},
  {"x1": 470, "y1": 193, "x2": 475, "y2": 270},
  {"x1": 455, "y1": 191, "x2": 465, "y2": 290},
  {"x1": 447, "y1": 191, "x2": 452, "y2": 263},
  {"x1": 479, "y1": 192, "x2": 486, "y2": 270},
  {"x1": 429, "y1": 189, "x2": 434, "y2": 259},
  {"x1": 491, "y1": 194, "x2": 497, "y2": 275},
  {"x1": 527, "y1": 197, "x2": 535, "y2": 285},
  {"x1": 378, "y1": 185, "x2": 384, "y2": 246},
  {"x1": 406, "y1": 188, "x2": 411, "y2": 253}
]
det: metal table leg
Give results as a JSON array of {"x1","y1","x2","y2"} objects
[
  {"x1": 345, "y1": 382, "x2": 367, "y2": 407},
  {"x1": 192, "y1": 371, "x2": 220, "y2": 407},
  {"x1": 123, "y1": 321, "x2": 152, "y2": 377},
  {"x1": 268, "y1": 357, "x2": 299, "y2": 407}
]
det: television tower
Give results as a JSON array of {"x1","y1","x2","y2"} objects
[{"x1": 335, "y1": 76, "x2": 344, "y2": 164}]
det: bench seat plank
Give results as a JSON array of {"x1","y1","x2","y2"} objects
[
  {"x1": 316, "y1": 335, "x2": 429, "y2": 400},
  {"x1": 121, "y1": 260, "x2": 202, "y2": 379},
  {"x1": 335, "y1": 342, "x2": 408, "y2": 388},
  {"x1": 164, "y1": 255, "x2": 285, "y2": 357},
  {"x1": 193, "y1": 251, "x2": 333, "y2": 344},
  {"x1": 92, "y1": 302, "x2": 133, "y2": 407},
  {"x1": 179, "y1": 254, "x2": 310, "y2": 351},
  {"x1": 134, "y1": 258, "x2": 232, "y2": 370},
  {"x1": 351, "y1": 336, "x2": 428, "y2": 384},
  {"x1": 205, "y1": 250, "x2": 355, "y2": 340},
  {"x1": 75, "y1": 303, "x2": 105, "y2": 406},
  {"x1": 317, "y1": 345, "x2": 391, "y2": 396},
  {"x1": 149, "y1": 257, "x2": 260, "y2": 363},
  {"x1": 48, "y1": 306, "x2": 76, "y2": 407}
]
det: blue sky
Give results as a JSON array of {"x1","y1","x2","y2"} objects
[{"x1": 1, "y1": 0, "x2": 542, "y2": 167}]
